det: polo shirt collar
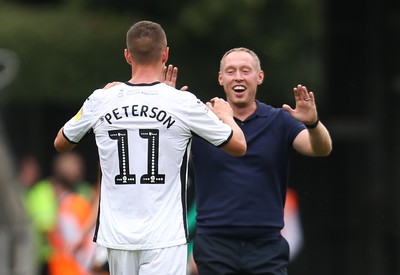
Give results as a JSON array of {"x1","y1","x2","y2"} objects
[{"x1": 240, "y1": 100, "x2": 269, "y2": 122}]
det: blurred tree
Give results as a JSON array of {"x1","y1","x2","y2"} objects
[
  {"x1": 0, "y1": 3, "x2": 132, "y2": 103},
  {"x1": 166, "y1": 0, "x2": 324, "y2": 104},
  {"x1": 0, "y1": 0, "x2": 323, "y2": 105}
]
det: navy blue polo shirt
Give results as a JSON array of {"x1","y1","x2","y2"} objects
[{"x1": 191, "y1": 100, "x2": 305, "y2": 238}]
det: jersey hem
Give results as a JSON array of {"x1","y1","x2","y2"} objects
[
  {"x1": 95, "y1": 238, "x2": 187, "y2": 251},
  {"x1": 62, "y1": 129, "x2": 78, "y2": 144},
  {"x1": 216, "y1": 129, "x2": 233, "y2": 148}
]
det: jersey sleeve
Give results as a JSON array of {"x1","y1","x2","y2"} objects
[
  {"x1": 185, "y1": 95, "x2": 233, "y2": 147},
  {"x1": 62, "y1": 96, "x2": 96, "y2": 144}
]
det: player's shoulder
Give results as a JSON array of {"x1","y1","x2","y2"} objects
[
  {"x1": 88, "y1": 83, "x2": 125, "y2": 100},
  {"x1": 159, "y1": 83, "x2": 198, "y2": 100}
]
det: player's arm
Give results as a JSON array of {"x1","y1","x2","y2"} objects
[
  {"x1": 219, "y1": 116, "x2": 247, "y2": 157},
  {"x1": 54, "y1": 127, "x2": 76, "y2": 152},
  {"x1": 207, "y1": 97, "x2": 246, "y2": 156}
]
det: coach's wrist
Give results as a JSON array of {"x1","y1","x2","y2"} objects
[{"x1": 304, "y1": 117, "x2": 319, "y2": 129}]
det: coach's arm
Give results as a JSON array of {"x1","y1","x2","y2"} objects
[{"x1": 54, "y1": 127, "x2": 76, "y2": 152}]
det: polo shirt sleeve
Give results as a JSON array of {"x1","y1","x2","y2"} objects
[{"x1": 283, "y1": 110, "x2": 306, "y2": 144}]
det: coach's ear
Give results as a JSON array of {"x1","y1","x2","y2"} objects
[
  {"x1": 124, "y1": 49, "x2": 132, "y2": 65},
  {"x1": 257, "y1": 70, "x2": 264, "y2": 85},
  {"x1": 218, "y1": 72, "x2": 223, "y2": 86}
]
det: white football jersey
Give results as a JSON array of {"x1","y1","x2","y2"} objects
[{"x1": 62, "y1": 82, "x2": 233, "y2": 250}]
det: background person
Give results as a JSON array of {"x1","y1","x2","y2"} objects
[
  {"x1": 21, "y1": 151, "x2": 96, "y2": 274},
  {"x1": 46, "y1": 152, "x2": 96, "y2": 275}
]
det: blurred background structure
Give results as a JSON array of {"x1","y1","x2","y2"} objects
[
  {"x1": 0, "y1": 0, "x2": 399, "y2": 274},
  {"x1": 0, "y1": 49, "x2": 35, "y2": 274}
]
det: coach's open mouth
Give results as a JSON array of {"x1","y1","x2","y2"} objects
[{"x1": 233, "y1": 85, "x2": 246, "y2": 93}]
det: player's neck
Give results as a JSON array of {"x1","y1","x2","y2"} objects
[{"x1": 129, "y1": 64, "x2": 162, "y2": 84}]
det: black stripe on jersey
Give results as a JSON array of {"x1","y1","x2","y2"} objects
[
  {"x1": 93, "y1": 192, "x2": 101, "y2": 243},
  {"x1": 93, "y1": 167, "x2": 102, "y2": 243},
  {"x1": 191, "y1": 129, "x2": 233, "y2": 148},
  {"x1": 180, "y1": 140, "x2": 191, "y2": 242}
]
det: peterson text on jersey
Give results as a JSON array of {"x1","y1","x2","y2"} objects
[{"x1": 103, "y1": 104, "x2": 176, "y2": 129}]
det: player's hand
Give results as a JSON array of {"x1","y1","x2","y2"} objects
[
  {"x1": 162, "y1": 64, "x2": 188, "y2": 91},
  {"x1": 282, "y1": 84, "x2": 318, "y2": 125},
  {"x1": 103, "y1": 81, "x2": 122, "y2": 89},
  {"x1": 206, "y1": 97, "x2": 233, "y2": 119}
]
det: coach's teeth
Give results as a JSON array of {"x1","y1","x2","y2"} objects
[{"x1": 233, "y1": 85, "x2": 245, "y2": 92}]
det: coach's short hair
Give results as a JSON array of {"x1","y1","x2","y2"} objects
[
  {"x1": 220, "y1": 47, "x2": 262, "y2": 71},
  {"x1": 126, "y1": 21, "x2": 167, "y2": 64}
]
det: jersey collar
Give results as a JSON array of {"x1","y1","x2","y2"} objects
[{"x1": 124, "y1": 81, "x2": 161, "y2": 86}]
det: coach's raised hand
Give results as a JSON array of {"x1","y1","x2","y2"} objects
[{"x1": 162, "y1": 64, "x2": 188, "y2": 91}]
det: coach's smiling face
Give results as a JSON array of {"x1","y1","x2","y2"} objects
[{"x1": 218, "y1": 50, "x2": 264, "y2": 109}]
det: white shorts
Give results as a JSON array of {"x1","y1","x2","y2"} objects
[{"x1": 107, "y1": 244, "x2": 187, "y2": 275}]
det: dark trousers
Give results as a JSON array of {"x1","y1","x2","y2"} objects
[{"x1": 193, "y1": 234, "x2": 289, "y2": 275}]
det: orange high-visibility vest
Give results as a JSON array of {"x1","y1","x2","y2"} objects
[{"x1": 48, "y1": 193, "x2": 92, "y2": 275}]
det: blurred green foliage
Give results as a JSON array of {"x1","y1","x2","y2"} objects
[
  {"x1": 0, "y1": 3, "x2": 132, "y2": 103},
  {"x1": 0, "y1": 0, "x2": 324, "y2": 105}
]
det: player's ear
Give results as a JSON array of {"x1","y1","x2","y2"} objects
[
  {"x1": 161, "y1": 47, "x2": 169, "y2": 64},
  {"x1": 124, "y1": 49, "x2": 132, "y2": 65}
]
